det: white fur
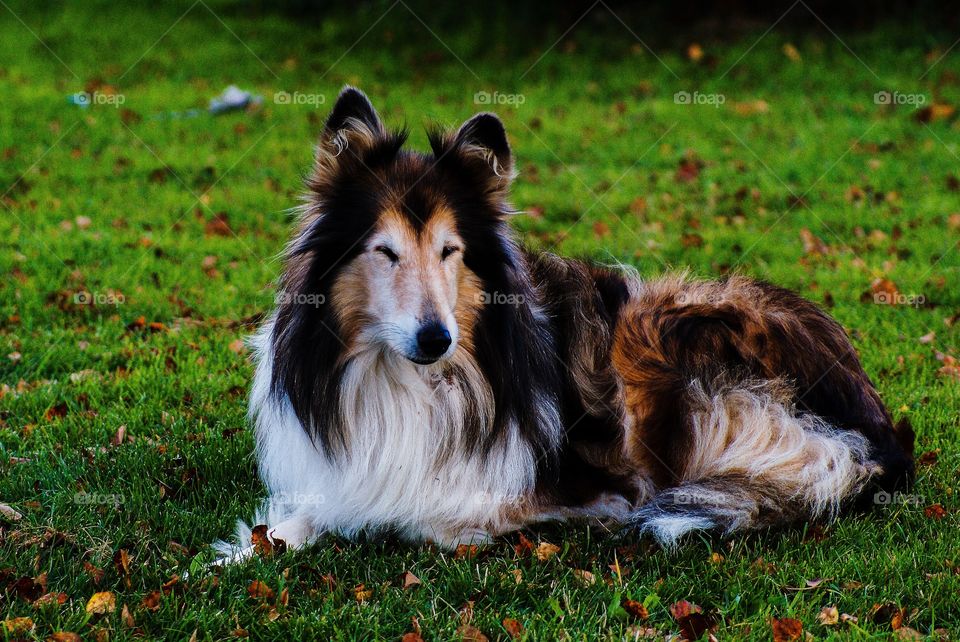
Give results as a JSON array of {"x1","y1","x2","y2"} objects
[{"x1": 217, "y1": 317, "x2": 556, "y2": 557}]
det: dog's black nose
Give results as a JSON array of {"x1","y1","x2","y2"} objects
[{"x1": 416, "y1": 323, "x2": 451, "y2": 359}]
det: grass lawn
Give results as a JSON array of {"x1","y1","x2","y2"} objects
[{"x1": 1, "y1": 2, "x2": 959, "y2": 639}]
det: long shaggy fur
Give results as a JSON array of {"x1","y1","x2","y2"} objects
[{"x1": 215, "y1": 87, "x2": 914, "y2": 560}]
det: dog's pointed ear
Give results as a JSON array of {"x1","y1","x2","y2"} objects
[
  {"x1": 322, "y1": 86, "x2": 384, "y2": 140},
  {"x1": 451, "y1": 112, "x2": 514, "y2": 181}
]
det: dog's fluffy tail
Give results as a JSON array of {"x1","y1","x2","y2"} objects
[{"x1": 632, "y1": 380, "x2": 878, "y2": 547}]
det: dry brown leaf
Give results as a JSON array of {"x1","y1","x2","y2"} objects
[
  {"x1": 401, "y1": 571, "x2": 421, "y2": 589},
  {"x1": 896, "y1": 627, "x2": 924, "y2": 640},
  {"x1": 247, "y1": 580, "x2": 274, "y2": 601},
  {"x1": 400, "y1": 634, "x2": 425, "y2": 642},
  {"x1": 455, "y1": 544, "x2": 479, "y2": 559},
  {"x1": 818, "y1": 605, "x2": 839, "y2": 625},
  {"x1": 0, "y1": 504, "x2": 23, "y2": 522},
  {"x1": 771, "y1": 617, "x2": 803, "y2": 642},
  {"x1": 85, "y1": 591, "x2": 116, "y2": 615},
  {"x1": 48, "y1": 633, "x2": 83, "y2": 642},
  {"x1": 572, "y1": 569, "x2": 596, "y2": 586},
  {"x1": 535, "y1": 541, "x2": 561, "y2": 561},
  {"x1": 800, "y1": 228, "x2": 830, "y2": 256},
  {"x1": 353, "y1": 584, "x2": 373, "y2": 602},
  {"x1": 783, "y1": 43, "x2": 801, "y2": 61},
  {"x1": 2, "y1": 617, "x2": 34, "y2": 635},
  {"x1": 593, "y1": 221, "x2": 611, "y2": 238},
  {"x1": 141, "y1": 590, "x2": 162, "y2": 611},
  {"x1": 121, "y1": 603, "x2": 135, "y2": 628},
  {"x1": 915, "y1": 103, "x2": 955, "y2": 123},
  {"x1": 621, "y1": 598, "x2": 649, "y2": 620},
  {"x1": 456, "y1": 624, "x2": 489, "y2": 642},
  {"x1": 924, "y1": 504, "x2": 947, "y2": 520},
  {"x1": 503, "y1": 617, "x2": 524, "y2": 639}
]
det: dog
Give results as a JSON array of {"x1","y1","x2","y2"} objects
[{"x1": 214, "y1": 87, "x2": 914, "y2": 563}]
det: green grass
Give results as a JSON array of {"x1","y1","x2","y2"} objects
[{"x1": 2, "y1": 2, "x2": 959, "y2": 639}]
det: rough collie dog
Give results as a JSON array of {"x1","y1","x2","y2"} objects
[{"x1": 214, "y1": 87, "x2": 914, "y2": 563}]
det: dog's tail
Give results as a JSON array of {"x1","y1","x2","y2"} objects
[{"x1": 632, "y1": 380, "x2": 882, "y2": 547}]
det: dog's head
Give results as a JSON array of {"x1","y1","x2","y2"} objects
[
  {"x1": 282, "y1": 87, "x2": 516, "y2": 366},
  {"x1": 272, "y1": 87, "x2": 560, "y2": 451}
]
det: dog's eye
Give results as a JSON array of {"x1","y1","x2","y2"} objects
[
  {"x1": 374, "y1": 245, "x2": 399, "y2": 263},
  {"x1": 441, "y1": 245, "x2": 460, "y2": 261}
]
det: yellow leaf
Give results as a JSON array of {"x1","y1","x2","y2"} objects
[{"x1": 85, "y1": 591, "x2": 116, "y2": 615}]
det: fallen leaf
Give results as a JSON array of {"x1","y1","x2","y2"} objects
[
  {"x1": 572, "y1": 569, "x2": 596, "y2": 586},
  {"x1": 0, "y1": 503, "x2": 22, "y2": 521},
  {"x1": 2, "y1": 617, "x2": 34, "y2": 635},
  {"x1": 401, "y1": 571, "x2": 421, "y2": 589},
  {"x1": 593, "y1": 221, "x2": 611, "y2": 238},
  {"x1": 914, "y1": 103, "x2": 955, "y2": 123},
  {"x1": 121, "y1": 603, "x2": 135, "y2": 628},
  {"x1": 85, "y1": 591, "x2": 116, "y2": 615},
  {"x1": 353, "y1": 584, "x2": 373, "y2": 602},
  {"x1": 783, "y1": 43, "x2": 801, "y2": 61},
  {"x1": 818, "y1": 606, "x2": 839, "y2": 625},
  {"x1": 205, "y1": 212, "x2": 233, "y2": 237},
  {"x1": 455, "y1": 544, "x2": 479, "y2": 559},
  {"x1": 456, "y1": 624, "x2": 489, "y2": 642},
  {"x1": 771, "y1": 617, "x2": 803, "y2": 642},
  {"x1": 800, "y1": 228, "x2": 830, "y2": 256},
  {"x1": 535, "y1": 541, "x2": 561, "y2": 561},
  {"x1": 503, "y1": 617, "x2": 524, "y2": 639},
  {"x1": 34, "y1": 591, "x2": 69, "y2": 606},
  {"x1": 514, "y1": 533, "x2": 534, "y2": 556},
  {"x1": 48, "y1": 633, "x2": 83, "y2": 642},
  {"x1": 896, "y1": 627, "x2": 924, "y2": 640},
  {"x1": 400, "y1": 634, "x2": 425, "y2": 642},
  {"x1": 141, "y1": 591, "x2": 162, "y2": 610},
  {"x1": 924, "y1": 504, "x2": 947, "y2": 519},
  {"x1": 247, "y1": 580, "x2": 274, "y2": 601},
  {"x1": 669, "y1": 600, "x2": 703, "y2": 620},
  {"x1": 917, "y1": 450, "x2": 939, "y2": 466},
  {"x1": 675, "y1": 158, "x2": 701, "y2": 183},
  {"x1": 621, "y1": 598, "x2": 649, "y2": 620}
]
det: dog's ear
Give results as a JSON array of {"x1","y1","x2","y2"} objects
[
  {"x1": 322, "y1": 86, "x2": 384, "y2": 141},
  {"x1": 310, "y1": 87, "x2": 398, "y2": 196},
  {"x1": 431, "y1": 113, "x2": 515, "y2": 198},
  {"x1": 452, "y1": 112, "x2": 514, "y2": 182}
]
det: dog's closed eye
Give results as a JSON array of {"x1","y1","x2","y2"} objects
[{"x1": 374, "y1": 245, "x2": 399, "y2": 263}]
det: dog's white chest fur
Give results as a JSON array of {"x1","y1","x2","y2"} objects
[{"x1": 247, "y1": 320, "x2": 536, "y2": 546}]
